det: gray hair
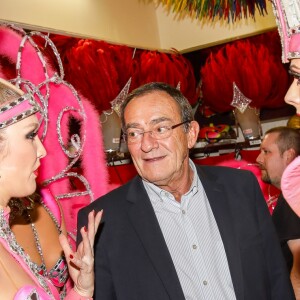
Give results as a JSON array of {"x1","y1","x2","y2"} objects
[{"x1": 120, "y1": 82, "x2": 194, "y2": 131}]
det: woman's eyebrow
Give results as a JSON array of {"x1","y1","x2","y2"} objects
[{"x1": 24, "y1": 122, "x2": 39, "y2": 130}]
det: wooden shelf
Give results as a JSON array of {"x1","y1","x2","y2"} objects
[{"x1": 190, "y1": 139, "x2": 261, "y2": 157}]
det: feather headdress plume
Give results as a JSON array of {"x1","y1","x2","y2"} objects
[
  {"x1": 149, "y1": 0, "x2": 267, "y2": 22},
  {"x1": 0, "y1": 23, "x2": 108, "y2": 244},
  {"x1": 200, "y1": 31, "x2": 289, "y2": 113},
  {"x1": 51, "y1": 37, "x2": 136, "y2": 114},
  {"x1": 136, "y1": 49, "x2": 198, "y2": 105}
]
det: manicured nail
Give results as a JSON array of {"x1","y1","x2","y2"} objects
[
  {"x1": 84, "y1": 226, "x2": 87, "y2": 232},
  {"x1": 70, "y1": 254, "x2": 74, "y2": 259}
]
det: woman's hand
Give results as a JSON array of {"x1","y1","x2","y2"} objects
[{"x1": 59, "y1": 210, "x2": 102, "y2": 298}]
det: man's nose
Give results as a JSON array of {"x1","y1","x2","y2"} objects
[{"x1": 140, "y1": 131, "x2": 158, "y2": 152}]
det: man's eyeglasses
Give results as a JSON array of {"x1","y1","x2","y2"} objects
[{"x1": 123, "y1": 120, "x2": 191, "y2": 144}]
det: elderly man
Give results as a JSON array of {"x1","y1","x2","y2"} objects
[{"x1": 78, "y1": 82, "x2": 294, "y2": 299}]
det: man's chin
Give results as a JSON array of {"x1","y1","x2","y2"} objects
[
  {"x1": 261, "y1": 176, "x2": 271, "y2": 185},
  {"x1": 143, "y1": 175, "x2": 169, "y2": 187}
]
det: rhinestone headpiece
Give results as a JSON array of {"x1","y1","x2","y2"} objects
[
  {"x1": 0, "y1": 78, "x2": 40, "y2": 129},
  {"x1": 272, "y1": 0, "x2": 300, "y2": 62}
]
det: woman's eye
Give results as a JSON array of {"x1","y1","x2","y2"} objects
[
  {"x1": 26, "y1": 131, "x2": 38, "y2": 140},
  {"x1": 288, "y1": 70, "x2": 300, "y2": 80}
]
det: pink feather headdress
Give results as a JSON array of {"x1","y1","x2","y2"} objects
[{"x1": 0, "y1": 23, "x2": 108, "y2": 244}]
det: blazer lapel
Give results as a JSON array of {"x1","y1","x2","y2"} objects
[
  {"x1": 197, "y1": 166, "x2": 244, "y2": 300},
  {"x1": 126, "y1": 178, "x2": 185, "y2": 300}
]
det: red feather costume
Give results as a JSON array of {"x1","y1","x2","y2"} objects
[{"x1": 201, "y1": 31, "x2": 289, "y2": 113}]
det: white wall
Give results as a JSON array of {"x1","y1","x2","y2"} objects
[
  {"x1": 0, "y1": 0, "x2": 277, "y2": 52},
  {"x1": 155, "y1": 1, "x2": 277, "y2": 52},
  {"x1": 0, "y1": 0, "x2": 160, "y2": 50}
]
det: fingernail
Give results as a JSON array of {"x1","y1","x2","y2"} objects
[
  {"x1": 84, "y1": 226, "x2": 87, "y2": 232},
  {"x1": 70, "y1": 254, "x2": 74, "y2": 259}
]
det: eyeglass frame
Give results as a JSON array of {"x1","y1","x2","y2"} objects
[{"x1": 123, "y1": 120, "x2": 191, "y2": 144}]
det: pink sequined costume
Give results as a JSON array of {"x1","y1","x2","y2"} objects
[{"x1": 0, "y1": 23, "x2": 108, "y2": 299}]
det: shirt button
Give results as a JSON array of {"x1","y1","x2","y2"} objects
[
  {"x1": 182, "y1": 210, "x2": 186, "y2": 215},
  {"x1": 203, "y1": 280, "x2": 208, "y2": 285},
  {"x1": 192, "y1": 244, "x2": 197, "y2": 249}
]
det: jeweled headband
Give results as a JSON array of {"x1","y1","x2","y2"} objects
[
  {"x1": 0, "y1": 78, "x2": 40, "y2": 129},
  {"x1": 272, "y1": 0, "x2": 300, "y2": 63}
]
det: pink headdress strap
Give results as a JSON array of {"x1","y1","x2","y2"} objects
[
  {"x1": 0, "y1": 77, "x2": 40, "y2": 128},
  {"x1": 272, "y1": 0, "x2": 300, "y2": 63},
  {"x1": 0, "y1": 93, "x2": 40, "y2": 128}
]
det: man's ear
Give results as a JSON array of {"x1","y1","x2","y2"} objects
[
  {"x1": 284, "y1": 148, "x2": 296, "y2": 164},
  {"x1": 187, "y1": 121, "x2": 200, "y2": 149}
]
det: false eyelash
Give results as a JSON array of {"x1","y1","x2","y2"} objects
[
  {"x1": 288, "y1": 69, "x2": 300, "y2": 80},
  {"x1": 26, "y1": 130, "x2": 38, "y2": 139}
]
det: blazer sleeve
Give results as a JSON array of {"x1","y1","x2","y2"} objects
[
  {"x1": 93, "y1": 234, "x2": 117, "y2": 300},
  {"x1": 77, "y1": 206, "x2": 89, "y2": 246}
]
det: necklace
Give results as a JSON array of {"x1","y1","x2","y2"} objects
[
  {"x1": 9, "y1": 193, "x2": 68, "y2": 295},
  {"x1": 25, "y1": 199, "x2": 63, "y2": 276},
  {"x1": 9, "y1": 194, "x2": 48, "y2": 274},
  {"x1": 26, "y1": 210, "x2": 47, "y2": 275},
  {"x1": 24, "y1": 199, "x2": 68, "y2": 297},
  {"x1": 0, "y1": 209, "x2": 55, "y2": 299}
]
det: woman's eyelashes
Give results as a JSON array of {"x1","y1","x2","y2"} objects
[
  {"x1": 289, "y1": 69, "x2": 300, "y2": 80},
  {"x1": 26, "y1": 130, "x2": 38, "y2": 140}
]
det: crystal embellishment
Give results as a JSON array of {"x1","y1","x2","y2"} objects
[{"x1": 230, "y1": 82, "x2": 252, "y2": 113}]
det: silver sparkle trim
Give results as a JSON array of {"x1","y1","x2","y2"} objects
[
  {"x1": 110, "y1": 77, "x2": 131, "y2": 118},
  {"x1": 0, "y1": 209, "x2": 55, "y2": 299},
  {"x1": 230, "y1": 82, "x2": 252, "y2": 113},
  {"x1": 0, "y1": 93, "x2": 40, "y2": 129}
]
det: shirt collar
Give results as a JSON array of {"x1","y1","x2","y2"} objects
[{"x1": 142, "y1": 159, "x2": 199, "y2": 201}]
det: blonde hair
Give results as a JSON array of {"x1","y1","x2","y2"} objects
[
  {"x1": 0, "y1": 78, "x2": 23, "y2": 106},
  {"x1": 0, "y1": 79, "x2": 24, "y2": 146}
]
